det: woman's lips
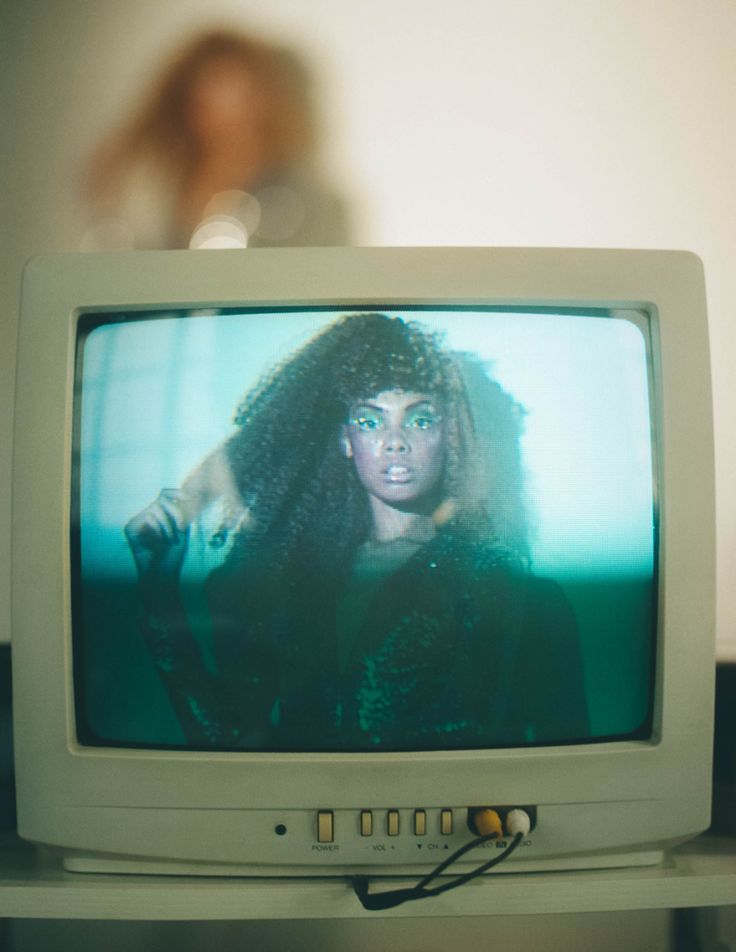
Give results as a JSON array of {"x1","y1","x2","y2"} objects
[{"x1": 383, "y1": 464, "x2": 413, "y2": 483}]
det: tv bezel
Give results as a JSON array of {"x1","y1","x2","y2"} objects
[{"x1": 11, "y1": 247, "x2": 715, "y2": 873}]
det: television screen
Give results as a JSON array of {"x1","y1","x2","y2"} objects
[{"x1": 74, "y1": 305, "x2": 656, "y2": 753}]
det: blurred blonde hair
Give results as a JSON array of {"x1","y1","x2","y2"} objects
[{"x1": 84, "y1": 29, "x2": 316, "y2": 205}]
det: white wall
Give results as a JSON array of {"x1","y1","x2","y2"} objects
[{"x1": 2, "y1": 0, "x2": 735, "y2": 657}]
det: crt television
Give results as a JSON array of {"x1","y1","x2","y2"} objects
[{"x1": 12, "y1": 247, "x2": 715, "y2": 876}]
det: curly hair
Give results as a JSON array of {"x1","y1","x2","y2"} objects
[{"x1": 209, "y1": 313, "x2": 491, "y2": 573}]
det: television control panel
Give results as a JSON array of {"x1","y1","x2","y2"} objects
[
  {"x1": 314, "y1": 807, "x2": 457, "y2": 842},
  {"x1": 242, "y1": 805, "x2": 538, "y2": 871}
]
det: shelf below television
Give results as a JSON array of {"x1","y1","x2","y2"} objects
[{"x1": 0, "y1": 832, "x2": 734, "y2": 920}]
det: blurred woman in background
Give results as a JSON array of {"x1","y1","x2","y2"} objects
[{"x1": 82, "y1": 29, "x2": 350, "y2": 249}]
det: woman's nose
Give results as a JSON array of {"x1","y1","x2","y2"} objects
[{"x1": 384, "y1": 428, "x2": 409, "y2": 453}]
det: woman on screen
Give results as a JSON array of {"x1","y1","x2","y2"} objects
[{"x1": 125, "y1": 313, "x2": 588, "y2": 750}]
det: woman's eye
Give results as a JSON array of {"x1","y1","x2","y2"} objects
[
  {"x1": 352, "y1": 413, "x2": 382, "y2": 431},
  {"x1": 406, "y1": 413, "x2": 438, "y2": 430}
]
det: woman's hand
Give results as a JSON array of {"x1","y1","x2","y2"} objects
[{"x1": 124, "y1": 489, "x2": 192, "y2": 588}]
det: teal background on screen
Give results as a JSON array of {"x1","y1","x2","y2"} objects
[{"x1": 77, "y1": 308, "x2": 655, "y2": 746}]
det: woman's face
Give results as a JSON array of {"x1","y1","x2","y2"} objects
[
  {"x1": 342, "y1": 390, "x2": 446, "y2": 510},
  {"x1": 187, "y1": 56, "x2": 267, "y2": 142}
]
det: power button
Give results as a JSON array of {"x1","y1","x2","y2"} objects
[{"x1": 317, "y1": 811, "x2": 334, "y2": 843}]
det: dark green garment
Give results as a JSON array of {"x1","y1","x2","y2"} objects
[
  {"x1": 145, "y1": 531, "x2": 589, "y2": 751},
  {"x1": 336, "y1": 533, "x2": 589, "y2": 750}
]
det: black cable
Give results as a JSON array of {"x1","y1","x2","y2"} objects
[
  {"x1": 414, "y1": 830, "x2": 503, "y2": 890},
  {"x1": 352, "y1": 832, "x2": 524, "y2": 910},
  {"x1": 421, "y1": 832, "x2": 523, "y2": 894}
]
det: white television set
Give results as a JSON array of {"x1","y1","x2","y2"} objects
[{"x1": 11, "y1": 247, "x2": 715, "y2": 884}]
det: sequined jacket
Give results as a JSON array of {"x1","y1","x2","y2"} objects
[{"x1": 144, "y1": 531, "x2": 589, "y2": 751}]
